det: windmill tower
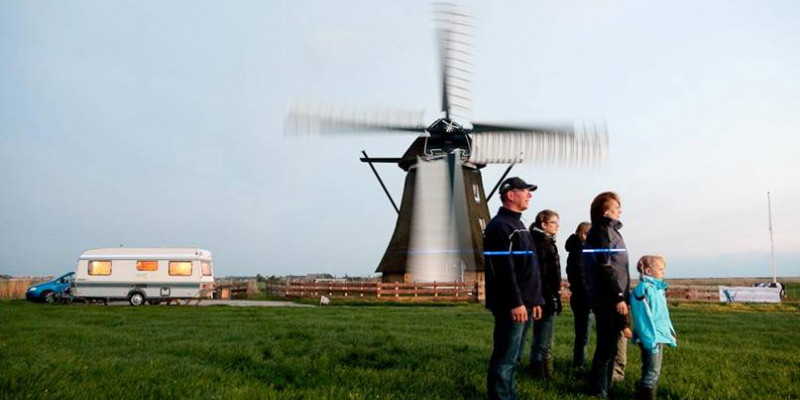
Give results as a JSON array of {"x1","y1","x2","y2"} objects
[{"x1": 286, "y1": 4, "x2": 607, "y2": 283}]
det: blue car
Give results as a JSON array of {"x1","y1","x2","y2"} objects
[{"x1": 26, "y1": 272, "x2": 75, "y2": 303}]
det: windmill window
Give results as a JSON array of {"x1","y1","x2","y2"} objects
[
  {"x1": 169, "y1": 261, "x2": 192, "y2": 276},
  {"x1": 473, "y1": 184, "x2": 481, "y2": 203},
  {"x1": 88, "y1": 260, "x2": 112, "y2": 276}
]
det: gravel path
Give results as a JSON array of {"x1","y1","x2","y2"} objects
[
  {"x1": 197, "y1": 299, "x2": 313, "y2": 307},
  {"x1": 69, "y1": 299, "x2": 314, "y2": 307}
]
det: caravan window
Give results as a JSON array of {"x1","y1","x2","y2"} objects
[
  {"x1": 137, "y1": 261, "x2": 158, "y2": 272},
  {"x1": 88, "y1": 260, "x2": 111, "y2": 276},
  {"x1": 169, "y1": 261, "x2": 192, "y2": 276},
  {"x1": 201, "y1": 261, "x2": 213, "y2": 276}
]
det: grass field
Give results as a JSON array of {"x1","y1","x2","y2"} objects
[{"x1": 1, "y1": 301, "x2": 799, "y2": 400}]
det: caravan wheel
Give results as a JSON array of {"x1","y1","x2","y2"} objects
[{"x1": 129, "y1": 292, "x2": 145, "y2": 306}]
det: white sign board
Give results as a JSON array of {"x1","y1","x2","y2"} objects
[{"x1": 718, "y1": 286, "x2": 782, "y2": 303}]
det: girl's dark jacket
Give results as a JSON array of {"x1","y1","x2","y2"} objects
[
  {"x1": 565, "y1": 233, "x2": 590, "y2": 313},
  {"x1": 529, "y1": 227, "x2": 562, "y2": 316},
  {"x1": 484, "y1": 207, "x2": 545, "y2": 313},
  {"x1": 581, "y1": 217, "x2": 630, "y2": 310}
]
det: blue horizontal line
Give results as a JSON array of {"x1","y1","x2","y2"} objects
[{"x1": 582, "y1": 249, "x2": 627, "y2": 253}]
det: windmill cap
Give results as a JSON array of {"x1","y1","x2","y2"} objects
[{"x1": 499, "y1": 177, "x2": 538, "y2": 195}]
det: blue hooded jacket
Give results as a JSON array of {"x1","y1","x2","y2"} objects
[{"x1": 630, "y1": 275, "x2": 677, "y2": 354}]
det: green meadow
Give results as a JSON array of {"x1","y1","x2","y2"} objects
[{"x1": 1, "y1": 301, "x2": 799, "y2": 400}]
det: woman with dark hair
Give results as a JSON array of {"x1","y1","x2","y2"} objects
[
  {"x1": 566, "y1": 221, "x2": 592, "y2": 374},
  {"x1": 582, "y1": 192, "x2": 631, "y2": 398},
  {"x1": 528, "y1": 209, "x2": 562, "y2": 379}
]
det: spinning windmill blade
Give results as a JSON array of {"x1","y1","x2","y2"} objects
[
  {"x1": 468, "y1": 121, "x2": 608, "y2": 166},
  {"x1": 284, "y1": 102, "x2": 428, "y2": 135},
  {"x1": 436, "y1": 2, "x2": 474, "y2": 121},
  {"x1": 284, "y1": 4, "x2": 608, "y2": 283}
]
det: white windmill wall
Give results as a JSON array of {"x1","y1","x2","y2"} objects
[{"x1": 408, "y1": 158, "x2": 460, "y2": 283}]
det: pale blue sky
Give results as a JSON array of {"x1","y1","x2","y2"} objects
[{"x1": 2, "y1": 1, "x2": 799, "y2": 278}]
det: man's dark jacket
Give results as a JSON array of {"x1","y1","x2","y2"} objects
[
  {"x1": 530, "y1": 227, "x2": 561, "y2": 316},
  {"x1": 581, "y1": 217, "x2": 630, "y2": 310},
  {"x1": 484, "y1": 207, "x2": 544, "y2": 313}
]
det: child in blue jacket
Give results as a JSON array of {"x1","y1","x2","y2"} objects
[{"x1": 630, "y1": 255, "x2": 677, "y2": 400}]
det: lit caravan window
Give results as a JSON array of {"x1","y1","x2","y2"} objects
[
  {"x1": 201, "y1": 261, "x2": 213, "y2": 277},
  {"x1": 137, "y1": 260, "x2": 158, "y2": 272},
  {"x1": 88, "y1": 260, "x2": 111, "y2": 276},
  {"x1": 169, "y1": 261, "x2": 192, "y2": 276}
]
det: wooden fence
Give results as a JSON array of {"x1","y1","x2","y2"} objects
[
  {"x1": 561, "y1": 282, "x2": 720, "y2": 302},
  {"x1": 1, "y1": 277, "x2": 723, "y2": 303},
  {"x1": 266, "y1": 280, "x2": 721, "y2": 303},
  {"x1": 1, "y1": 276, "x2": 724, "y2": 303},
  {"x1": 267, "y1": 281, "x2": 480, "y2": 302},
  {"x1": 215, "y1": 281, "x2": 254, "y2": 299},
  {"x1": 664, "y1": 284, "x2": 719, "y2": 302}
]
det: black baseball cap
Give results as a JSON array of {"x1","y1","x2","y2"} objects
[{"x1": 499, "y1": 177, "x2": 538, "y2": 195}]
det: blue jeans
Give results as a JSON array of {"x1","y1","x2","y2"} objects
[
  {"x1": 572, "y1": 309, "x2": 593, "y2": 368},
  {"x1": 530, "y1": 313, "x2": 556, "y2": 363},
  {"x1": 488, "y1": 310, "x2": 532, "y2": 400},
  {"x1": 639, "y1": 344, "x2": 664, "y2": 389}
]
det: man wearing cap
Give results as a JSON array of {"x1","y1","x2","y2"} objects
[{"x1": 484, "y1": 177, "x2": 544, "y2": 400}]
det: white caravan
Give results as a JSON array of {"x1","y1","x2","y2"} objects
[{"x1": 73, "y1": 247, "x2": 215, "y2": 305}]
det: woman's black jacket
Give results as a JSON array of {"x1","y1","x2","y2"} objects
[
  {"x1": 565, "y1": 233, "x2": 590, "y2": 313},
  {"x1": 581, "y1": 217, "x2": 630, "y2": 310},
  {"x1": 530, "y1": 227, "x2": 562, "y2": 316}
]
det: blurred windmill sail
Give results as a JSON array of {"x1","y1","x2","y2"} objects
[
  {"x1": 436, "y1": 2, "x2": 473, "y2": 120},
  {"x1": 468, "y1": 122, "x2": 608, "y2": 165},
  {"x1": 284, "y1": 101, "x2": 427, "y2": 135}
]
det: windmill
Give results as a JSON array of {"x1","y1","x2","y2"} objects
[{"x1": 285, "y1": 4, "x2": 607, "y2": 283}]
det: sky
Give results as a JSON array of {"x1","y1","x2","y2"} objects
[{"x1": 2, "y1": 0, "x2": 799, "y2": 279}]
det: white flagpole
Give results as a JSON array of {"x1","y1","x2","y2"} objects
[{"x1": 768, "y1": 191, "x2": 776, "y2": 284}]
